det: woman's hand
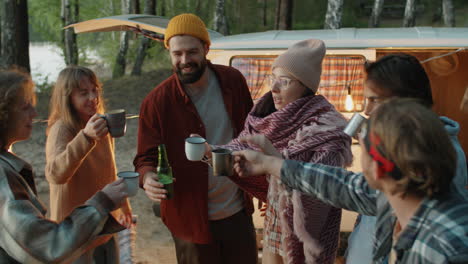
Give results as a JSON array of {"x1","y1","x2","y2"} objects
[
  {"x1": 120, "y1": 200, "x2": 133, "y2": 228},
  {"x1": 239, "y1": 134, "x2": 282, "y2": 157},
  {"x1": 119, "y1": 212, "x2": 133, "y2": 229},
  {"x1": 83, "y1": 114, "x2": 108, "y2": 140}
]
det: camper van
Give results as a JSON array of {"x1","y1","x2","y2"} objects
[
  {"x1": 69, "y1": 14, "x2": 468, "y2": 149},
  {"x1": 69, "y1": 15, "x2": 468, "y2": 232}
]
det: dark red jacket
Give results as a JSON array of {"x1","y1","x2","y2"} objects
[{"x1": 134, "y1": 62, "x2": 254, "y2": 244}]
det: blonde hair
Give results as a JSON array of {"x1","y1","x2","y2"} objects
[
  {"x1": 0, "y1": 69, "x2": 36, "y2": 149},
  {"x1": 47, "y1": 66, "x2": 104, "y2": 135},
  {"x1": 369, "y1": 98, "x2": 455, "y2": 197}
]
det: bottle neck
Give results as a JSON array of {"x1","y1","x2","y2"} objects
[{"x1": 158, "y1": 145, "x2": 169, "y2": 167}]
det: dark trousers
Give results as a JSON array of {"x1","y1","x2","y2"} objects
[{"x1": 172, "y1": 210, "x2": 258, "y2": 264}]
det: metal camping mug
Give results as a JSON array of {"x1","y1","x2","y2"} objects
[
  {"x1": 212, "y1": 148, "x2": 233, "y2": 176},
  {"x1": 343, "y1": 113, "x2": 367, "y2": 138}
]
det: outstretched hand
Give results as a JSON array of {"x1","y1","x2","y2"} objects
[
  {"x1": 101, "y1": 178, "x2": 128, "y2": 211},
  {"x1": 232, "y1": 149, "x2": 269, "y2": 177},
  {"x1": 239, "y1": 134, "x2": 282, "y2": 157},
  {"x1": 233, "y1": 149, "x2": 284, "y2": 178}
]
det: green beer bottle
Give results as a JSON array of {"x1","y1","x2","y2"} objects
[{"x1": 157, "y1": 144, "x2": 174, "y2": 199}]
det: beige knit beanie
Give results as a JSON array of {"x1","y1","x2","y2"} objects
[
  {"x1": 164, "y1": 13, "x2": 210, "y2": 48},
  {"x1": 272, "y1": 39, "x2": 326, "y2": 93}
]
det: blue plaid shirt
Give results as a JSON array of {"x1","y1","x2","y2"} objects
[{"x1": 281, "y1": 160, "x2": 468, "y2": 264}]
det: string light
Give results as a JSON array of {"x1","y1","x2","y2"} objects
[
  {"x1": 32, "y1": 114, "x2": 140, "y2": 124},
  {"x1": 345, "y1": 86, "x2": 355, "y2": 112}
]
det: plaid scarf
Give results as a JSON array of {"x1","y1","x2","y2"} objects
[{"x1": 224, "y1": 93, "x2": 352, "y2": 263}]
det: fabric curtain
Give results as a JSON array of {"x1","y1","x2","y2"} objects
[
  {"x1": 231, "y1": 57, "x2": 275, "y2": 101},
  {"x1": 231, "y1": 55, "x2": 365, "y2": 111},
  {"x1": 319, "y1": 56, "x2": 366, "y2": 112}
]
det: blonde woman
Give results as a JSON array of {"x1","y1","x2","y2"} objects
[
  {"x1": 0, "y1": 69, "x2": 127, "y2": 263},
  {"x1": 45, "y1": 66, "x2": 132, "y2": 263}
]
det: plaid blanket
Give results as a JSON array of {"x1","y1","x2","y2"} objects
[{"x1": 222, "y1": 93, "x2": 352, "y2": 263}]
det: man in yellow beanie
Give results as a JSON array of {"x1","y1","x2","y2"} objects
[{"x1": 134, "y1": 13, "x2": 257, "y2": 264}]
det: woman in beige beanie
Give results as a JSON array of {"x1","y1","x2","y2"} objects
[{"x1": 207, "y1": 39, "x2": 352, "y2": 264}]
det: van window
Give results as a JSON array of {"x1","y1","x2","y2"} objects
[
  {"x1": 231, "y1": 55, "x2": 365, "y2": 112},
  {"x1": 231, "y1": 57, "x2": 275, "y2": 100}
]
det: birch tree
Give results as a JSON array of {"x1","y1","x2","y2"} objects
[
  {"x1": 324, "y1": 0, "x2": 344, "y2": 29},
  {"x1": 61, "y1": 0, "x2": 79, "y2": 65},
  {"x1": 132, "y1": 0, "x2": 156, "y2": 76},
  {"x1": 442, "y1": 0, "x2": 455, "y2": 27},
  {"x1": 214, "y1": 0, "x2": 229, "y2": 35},
  {"x1": 368, "y1": 0, "x2": 385, "y2": 27},
  {"x1": 0, "y1": 0, "x2": 30, "y2": 71},
  {"x1": 113, "y1": 0, "x2": 132, "y2": 78},
  {"x1": 403, "y1": 0, "x2": 416, "y2": 27},
  {"x1": 262, "y1": 0, "x2": 267, "y2": 27},
  {"x1": 0, "y1": 18, "x2": 2, "y2": 60},
  {"x1": 278, "y1": 0, "x2": 293, "y2": 30}
]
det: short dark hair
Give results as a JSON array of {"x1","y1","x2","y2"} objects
[{"x1": 365, "y1": 54, "x2": 433, "y2": 107}]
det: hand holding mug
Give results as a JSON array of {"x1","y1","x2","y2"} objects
[
  {"x1": 239, "y1": 134, "x2": 281, "y2": 157},
  {"x1": 83, "y1": 114, "x2": 108, "y2": 140},
  {"x1": 101, "y1": 178, "x2": 128, "y2": 210},
  {"x1": 98, "y1": 109, "x2": 126, "y2": 138},
  {"x1": 185, "y1": 135, "x2": 207, "y2": 161},
  {"x1": 233, "y1": 149, "x2": 284, "y2": 178},
  {"x1": 117, "y1": 171, "x2": 139, "y2": 197}
]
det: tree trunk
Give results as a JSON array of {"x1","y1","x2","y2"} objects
[
  {"x1": 169, "y1": 0, "x2": 174, "y2": 15},
  {"x1": 277, "y1": 0, "x2": 293, "y2": 30},
  {"x1": 0, "y1": 0, "x2": 30, "y2": 71},
  {"x1": 324, "y1": 0, "x2": 344, "y2": 29},
  {"x1": 442, "y1": 0, "x2": 455, "y2": 27},
  {"x1": 0, "y1": 0, "x2": 16, "y2": 69},
  {"x1": 0, "y1": 18, "x2": 2, "y2": 59},
  {"x1": 160, "y1": 0, "x2": 166, "y2": 16},
  {"x1": 275, "y1": 0, "x2": 281, "y2": 30},
  {"x1": 214, "y1": 0, "x2": 229, "y2": 35},
  {"x1": 368, "y1": 0, "x2": 385, "y2": 27},
  {"x1": 132, "y1": 0, "x2": 140, "y2": 14},
  {"x1": 263, "y1": 0, "x2": 267, "y2": 27},
  {"x1": 61, "y1": 0, "x2": 79, "y2": 66},
  {"x1": 132, "y1": 0, "x2": 156, "y2": 76},
  {"x1": 195, "y1": 0, "x2": 201, "y2": 15},
  {"x1": 113, "y1": 0, "x2": 132, "y2": 78},
  {"x1": 403, "y1": 0, "x2": 416, "y2": 27}
]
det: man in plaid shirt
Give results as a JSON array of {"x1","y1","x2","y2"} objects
[{"x1": 233, "y1": 98, "x2": 468, "y2": 264}]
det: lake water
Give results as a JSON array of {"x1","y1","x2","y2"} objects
[
  {"x1": 29, "y1": 43, "x2": 65, "y2": 85},
  {"x1": 29, "y1": 42, "x2": 103, "y2": 85}
]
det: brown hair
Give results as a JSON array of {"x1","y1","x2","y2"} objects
[
  {"x1": 0, "y1": 69, "x2": 36, "y2": 150},
  {"x1": 364, "y1": 54, "x2": 433, "y2": 107},
  {"x1": 47, "y1": 66, "x2": 104, "y2": 135},
  {"x1": 369, "y1": 98, "x2": 455, "y2": 197}
]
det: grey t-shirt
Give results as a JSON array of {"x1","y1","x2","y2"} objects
[{"x1": 185, "y1": 69, "x2": 243, "y2": 220}]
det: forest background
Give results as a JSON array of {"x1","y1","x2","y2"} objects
[{"x1": 2, "y1": 0, "x2": 468, "y2": 85}]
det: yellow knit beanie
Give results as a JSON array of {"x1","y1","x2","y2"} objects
[{"x1": 164, "y1": 13, "x2": 211, "y2": 48}]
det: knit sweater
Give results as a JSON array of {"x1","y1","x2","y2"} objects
[
  {"x1": 223, "y1": 93, "x2": 353, "y2": 263},
  {"x1": 45, "y1": 120, "x2": 131, "y2": 249}
]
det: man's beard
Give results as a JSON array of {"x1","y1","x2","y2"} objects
[{"x1": 175, "y1": 60, "x2": 207, "y2": 84}]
